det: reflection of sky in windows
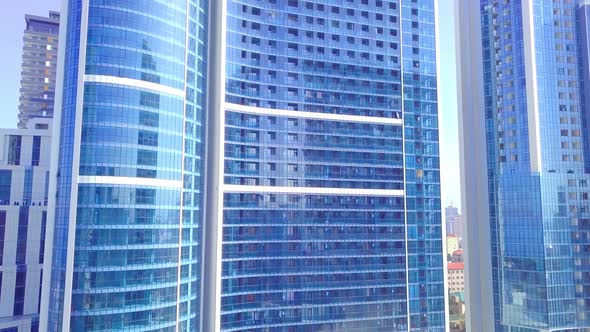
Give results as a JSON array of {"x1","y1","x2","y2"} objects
[
  {"x1": 48, "y1": 0, "x2": 208, "y2": 330},
  {"x1": 480, "y1": 0, "x2": 590, "y2": 330},
  {"x1": 221, "y1": 0, "x2": 444, "y2": 330}
]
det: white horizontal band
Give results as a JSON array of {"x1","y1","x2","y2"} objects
[
  {"x1": 223, "y1": 184, "x2": 404, "y2": 196},
  {"x1": 78, "y1": 176, "x2": 182, "y2": 188},
  {"x1": 84, "y1": 75, "x2": 185, "y2": 97},
  {"x1": 225, "y1": 102, "x2": 403, "y2": 125}
]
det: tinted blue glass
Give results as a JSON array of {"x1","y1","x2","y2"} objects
[
  {"x1": 44, "y1": 171, "x2": 49, "y2": 205},
  {"x1": 32, "y1": 136, "x2": 41, "y2": 166},
  {"x1": 0, "y1": 171, "x2": 11, "y2": 206},
  {"x1": 221, "y1": 0, "x2": 444, "y2": 330},
  {"x1": 49, "y1": 0, "x2": 208, "y2": 330},
  {"x1": 480, "y1": 0, "x2": 590, "y2": 330},
  {"x1": 39, "y1": 212, "x2": 47, "y2": 264},
  {"x1": 47, "y1": 0, "x2": 82, "y2": 328},
  {"x1": 13, "y1": 271, "x2": 26, "y2": 316},
  {"x1": 0, "y1": 212, "x2": 5, "y2": 265},
  {"x1": 23, "y1": 168, "x2": 33, "y2": 205},
  {"x1": 0, "y1": 328, "x2": 17, "y2": 332},
  {"x1": 7, "y1": 136, "x2": 21, "y2": 166},
  {"x1": 16, "y1": 207, "x2": 29, "y2": 266},
  {"x1": 37, "y1": 274, "x2": 42, "y2": 314}
]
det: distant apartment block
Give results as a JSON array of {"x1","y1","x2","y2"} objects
[
  {"x1": 445, "y1": 205, "x2": 462, "y2": 239},
  {"x1": 0, "y1": 118, "x2": 52, "y2": 332},
  {"x1": 18, "y1": 12, "x2": 59, "y2": 129},
  {"x1": 447, "y1": 262, "x2": 464, "y2": 294}
]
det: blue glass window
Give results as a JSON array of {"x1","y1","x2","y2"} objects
[
  {"x1": 13, "y1": 271, "x2": 25, "y2": 316},
  {"x1": 16, "y1": 208, "x2": 28, "y2": 266},
  {"x1": 39, "y1": 212, "x2": 46, "y2": 264},
  {"x1": 31, "y1": 136, "x2": 41, "y2": 166},
  {"x1": 0, "y1": 327, "x2": 17, "y2": 332},
  {"x1": 0, "y1": 172, "x2": 9, "y2": 206},
  {"x1": 0, "y1": 211, "x2": 5, "y2": 265},
  {"x1": 7, "y1": 136, "x2": 21, "y2": 166}
]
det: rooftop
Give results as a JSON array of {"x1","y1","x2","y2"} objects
[
  {"x1": 25, "y1": 11, "x2": 60, "y2": 31},
  {"x1": 448, "y1": 262, "x2": 464, "y2": 270}
]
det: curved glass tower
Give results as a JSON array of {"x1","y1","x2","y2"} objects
[
  {"x1": 40, "y1": 0, "x2": 208, "y2": 330},
  {"x1": 211, "y1": 0, "x2": 446, "y2": 330}
]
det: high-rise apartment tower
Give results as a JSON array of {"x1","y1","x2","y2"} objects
[
  {"x1": 18, "y1": 12, "x2": 59, "y2": 129},
  {"x1": 0, "y1": 118, "x2": 52, "y2": 332},
  {"x1": 457, "y1": 0, "x2": 590, "y2": 330},
  {"x1": 42, "y1": 1, "x2": 445, "y2": 331},
  {"x1": 203, "y1": 1, "x2": 445, "y2": 330},
  {"x1": 40, "y1": 1, "x2": 208, "y2": 330}
]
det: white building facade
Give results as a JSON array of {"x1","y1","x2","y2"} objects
[{"x1": 0, "y1": 118, "x2": 52, "y2": 332}]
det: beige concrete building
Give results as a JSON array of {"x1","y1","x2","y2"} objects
[{"x1": 448, "y1": 262, "x2": 465, "y2": 293}]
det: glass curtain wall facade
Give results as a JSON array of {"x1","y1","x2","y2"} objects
[
  {"x1": 219, "y1": 0, "x2": 445, "y2": 331},
  {"x1": 42, "y1": 0, "x2": 445, "y2": 330},
  {"x1": 465, "y1": 0, "x2": 590, "y2": 330},
  {"x1": 41, "y1": 0, "x2": 208, "y2": 331}
]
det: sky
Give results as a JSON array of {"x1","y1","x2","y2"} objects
[
  {"x1": 436, "y1": 1, "x2": 461, "y2": 211},
  {"x1": 0, "y1": 0, "x2": 61, "y2": 126},
  {"x1": 0, "y1": 0, "x2": 462, "y2": 211}
]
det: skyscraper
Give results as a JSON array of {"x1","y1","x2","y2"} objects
[
  {"x1": 40, "y1": 1, "x2": 208, "y2": 331},
  {"x1": 18, "y1": 12, "x2": 59, "y2": 129},
  {"x1": 445, "y1": 204, "x2": 462, "y2": 239},
  {"x1": 43, "y1": 1, "x2": 445, "y2": 331},
  {"x1": 204, "y1": 0, "x2": 445, "y2": 330},
  {"x1": 457, "y1": 0, "x2": 590, "y2": 330}
]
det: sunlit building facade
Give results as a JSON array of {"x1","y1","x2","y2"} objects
[
  {"x1": 205, "y1": 0, "x2": 446, "y2": 331},
  {"x1": 0, "y1": 118, "x2": 52, "y2": 332},
  {"x1": 43, "y1": 0, "x2": 445, "y2": 331},
  {"x1": 447, "y1": 262, "x2": 464, "y2": 294},
  {"x1": 457, "y1": 0, "x2": 590, "y2": 330},
  {"x1": 40, "y1": 0, "x2": 208, "y2": 330}
]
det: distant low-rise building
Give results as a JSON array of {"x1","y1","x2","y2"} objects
[
  {"x1": 0, "y1": 118, "x2": 52, "y2": 332},
  {"x1": 448, "y1": 262, "x2": 465, "y2": 294}
]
